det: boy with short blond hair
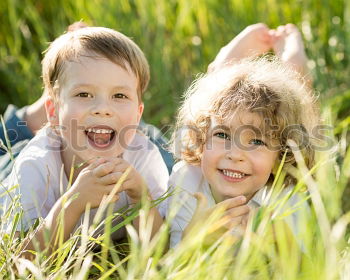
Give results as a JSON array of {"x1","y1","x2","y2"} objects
[{"x1": 3, "y1": 26, "x2": 169, "y2": 258}]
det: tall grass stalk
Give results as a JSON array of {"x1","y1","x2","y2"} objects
[{"x1": 1, "y1": 120, "x2": 349, "y2": 279}]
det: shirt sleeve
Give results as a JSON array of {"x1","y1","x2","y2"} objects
[
  {"x1": 167, "y1": 166, "x2": 198, "y2": 248},
  {"x1": 3, "y1": 157, "x2": 54, "y2": 232},
  {"x1": 131, "y1": 137, "x2": 169, "y2": 217},
  {"x1": 284, "y1": 191, "x2": 310, "y2": 237},
  {"x1": 273, "y1": 188, "x2": 311, "y2": 251}
]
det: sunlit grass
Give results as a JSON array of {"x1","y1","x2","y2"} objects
[
  {"x1": 1, "y1": 0, "x2": 349, "y2": 127},
  {"x1": 0, "y1": 106, "x2": 349, "y2": 279},
  {"x1": 1, "y1": 0, "x2": 350, "y2": 278}
]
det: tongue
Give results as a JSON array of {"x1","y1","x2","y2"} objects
[{"x1": 87, "y1": 132, "x2": 111, "y2": 146}]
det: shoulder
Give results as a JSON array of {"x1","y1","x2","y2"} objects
[
  {"x1": 124, "y1": 132, "x2": 160, "y2": 165},
  {"x1": 8, "y1": 127, "x2": 62, "y2": 184},
  {"x1": 124, "y1": 132, "x2": 169, "y2": 195},
  {"x1": 124, "y1": 132, "x2": 168, "y2": 177},
  {"x1": 169, "y1": 161, "x2": 204, "y2": 194}
]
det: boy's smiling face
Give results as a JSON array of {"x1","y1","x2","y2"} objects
[
  {"x1": 201, "y1": 111, "x2": 279, "y2": 203},
  {"x1": 48, "y1": 54, "x2": 143, "y2": 165}
]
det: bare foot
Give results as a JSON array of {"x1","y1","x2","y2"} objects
[
  {"x1": 272, "y1": 24, "x2": 309, "y2": 79},
  {"x1": 208, "y1": 23, "x2": 273, "y2": 72}
]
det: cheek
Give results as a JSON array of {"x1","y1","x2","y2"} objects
[
  {"x1": 251, "y1": 152, "x2": 277, "y2": 179},
  {"x1": 59, "y1": 103, "x2": 84, "y2": 123},
  {"x1": 57, "y1": 106, "x2": 85, "y2": 140},
  {"x1": 200, "y1": 149, "x2": 217, "y2": 177}
]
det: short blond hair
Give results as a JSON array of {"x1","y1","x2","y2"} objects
[
  {"x1": 173, "y1": 57, "x2": 320, "y2": 184},
  {"x1": 42, "y1": 27, "x2": 149, "y2": 101}
]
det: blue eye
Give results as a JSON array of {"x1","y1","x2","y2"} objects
[
  {"x1": 76, "y1": 92, "x2": 91, "y2": 98},
  {"x1": 214, "y1": 132, "x2": 231, "y2": 140},
  {"x1": 250, "y1": 139, "x2": 266, "y2": 146},
  {"x1": 113, "y1": 93, "x2": 128, "y2": 99}
]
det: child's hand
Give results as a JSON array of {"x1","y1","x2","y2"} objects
[
  {"x1": 208, "y1": 23, "x2": 273, "y2": 72},
  {"x1": 67, "y1": 158, "x2": 122, "y2": 213},
  {"x1": 183, "y1": 193, "x2": 250, "y2": 244},
  {"x1": 109, "y1": 157, "x2": 148, "y2": 203}
]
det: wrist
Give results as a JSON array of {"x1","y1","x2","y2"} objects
[{"x1": 64, "y1": 189, "x2": 85, "y2": 215}]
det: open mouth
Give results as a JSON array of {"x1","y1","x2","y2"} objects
[
  {"x1": 219, "y1": 169, "x2": 248, "y2": 179},
  {"x1": 85, "y1": 126, "x2": 116, "y2": 149}
]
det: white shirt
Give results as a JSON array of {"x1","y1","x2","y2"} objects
[
  {"x1": 3, "y1": 127, "x2": 169, "y2": 240},
  {"x1": 167, "y1": 161, "x2": 308, "y2": 248}
]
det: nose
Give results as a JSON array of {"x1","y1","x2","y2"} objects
[
  {"x1": 225, "y1": 143, "x2": 246, "y2": 162},
  {"x1": 91, "y1": 97, "x2": 114, "y2": 117}
]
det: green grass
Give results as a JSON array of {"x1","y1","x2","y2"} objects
[
  {"x1": 1, "y1": 0, "x2": 350, "y2": 128},
  {"x1": 0, "y1": 127, "x2": 349, "y2": 279},
  {"x1": 1, "y1": 0, "x2": 350, "y2": 279}
]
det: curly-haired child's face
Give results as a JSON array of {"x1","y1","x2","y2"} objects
[
  {"x1": 201, "y1": 112, "x2": 279, "y2": 202},
  {"x1": 48, "y1": 54, "x2": 143, "y2": 164}
]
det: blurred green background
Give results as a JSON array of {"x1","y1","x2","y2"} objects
[{"x1": 1, "y1": 0, "x2": 350, "y2": 131}]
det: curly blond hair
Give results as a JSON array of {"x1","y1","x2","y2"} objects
[{"x1": 173, "y1": 57, "x2": 320, "y2": 184}]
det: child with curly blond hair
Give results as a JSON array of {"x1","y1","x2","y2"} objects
[{"x1": 168, "y1": 56, "x2": 319, "y2": 247}]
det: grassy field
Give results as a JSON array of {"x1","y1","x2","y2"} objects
[
  {"x1": 1, "y1": 0, "x2": 350, "y2": 126},
  {"x1": 1, "y1": 0, "x2": 350, "y2": 279}
]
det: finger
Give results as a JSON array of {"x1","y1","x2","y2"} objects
[
  {"x1": 219, "y1": 215, "x2": 243, "y2": 229},
  {"x1": 105, "y1": 183, "x2": 123, "y2": 197},
  {"x1": 225, "y1": 204, "x2": 250, "y2": 218},
  {"x1": 218, "y1": 196, "x2": 246, "y2": 211},
  {"x1": 106, "y1": 194, "x2": 120, "y2": 203},
  {"x1": 122, "y1": 177, "x2": 147, "y2": 190},
  {"x1": 92, "y1": 161, "x2": 116, "y2": 177},
  {"x1": 104, "y1": 192, "x2": 120, "y2": 204},
  {"x1": 104, "y1": 156, "x2": 124, "y2": 165},
  {"x1": 85, "y1": 157, "x2": 107, "y2": 170},
  {"x1": 98, "y1": 171, "x2": 123, "y2": 185},
  {"x1": 226, "y1": 214, "x2": 250, "y2": 230},
  {"x1": 193, "y1": 192, "x2": 208, "y2": 212},
  {"x1": 241, "y1": 214, "x2": 249, "y2": 227},
  {"x1": 108, "y1": 175, "x2": 135, "y2": 194},
  {"x1": 113, "y1": 161, "x2": 131, "y2": 173},
  {"x1": 111, "y1": 194, "x2": 120, "y2": 203}
]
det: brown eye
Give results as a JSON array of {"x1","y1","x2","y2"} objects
[
  {"x1": 113, "y1": 93, "x2": 128, "y2": 99},
  {"x1": 76, "y1": 92, "x2": 91, "y2": 98}
]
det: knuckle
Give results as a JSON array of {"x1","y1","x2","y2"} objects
[
  {"x1": 110, "y1": 173, "x2": 118, "y2": 182},
  {"x1": 102, "y1": 165, "x2": 111, "y2": 174}
]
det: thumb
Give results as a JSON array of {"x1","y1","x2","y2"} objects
[{"x1": 193, "y1": 192, "x2": 208, "y2": 214}]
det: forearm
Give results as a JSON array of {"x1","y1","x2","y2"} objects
[
  {"x1": 132, "y1": 202, "x2": 164, "y2": 239},
  {"x1": 20, "y1": 194, "x2": 83, "y2": 259}
]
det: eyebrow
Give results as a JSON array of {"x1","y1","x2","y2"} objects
[
  {"x1": 212, "y1": 125, "x2": 231, "y2": 134},
  {"x1": 223, "y1": 124, "x2": 265, "y2": 140},
  {"x1": 71, "y1": 84, "x2": 133, "y2": 91}
]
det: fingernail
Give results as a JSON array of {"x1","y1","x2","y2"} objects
[{"x1": 239, "y1": 196, "x2": 246, "y2": 203}]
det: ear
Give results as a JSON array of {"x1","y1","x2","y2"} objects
[
  {"x1": 137, "y1": 102, "x2": 144, "y2": 123},
  {"x1": 45, "y1": 97, "x2": 59, "y2": 126}
]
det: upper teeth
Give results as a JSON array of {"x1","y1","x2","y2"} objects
[
  {"x1": 222, "y1": 170, "x2": 245, "y2": 178},
  {"x1": 86, "y1": 128, "x2": 114, "y2": 134}
]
